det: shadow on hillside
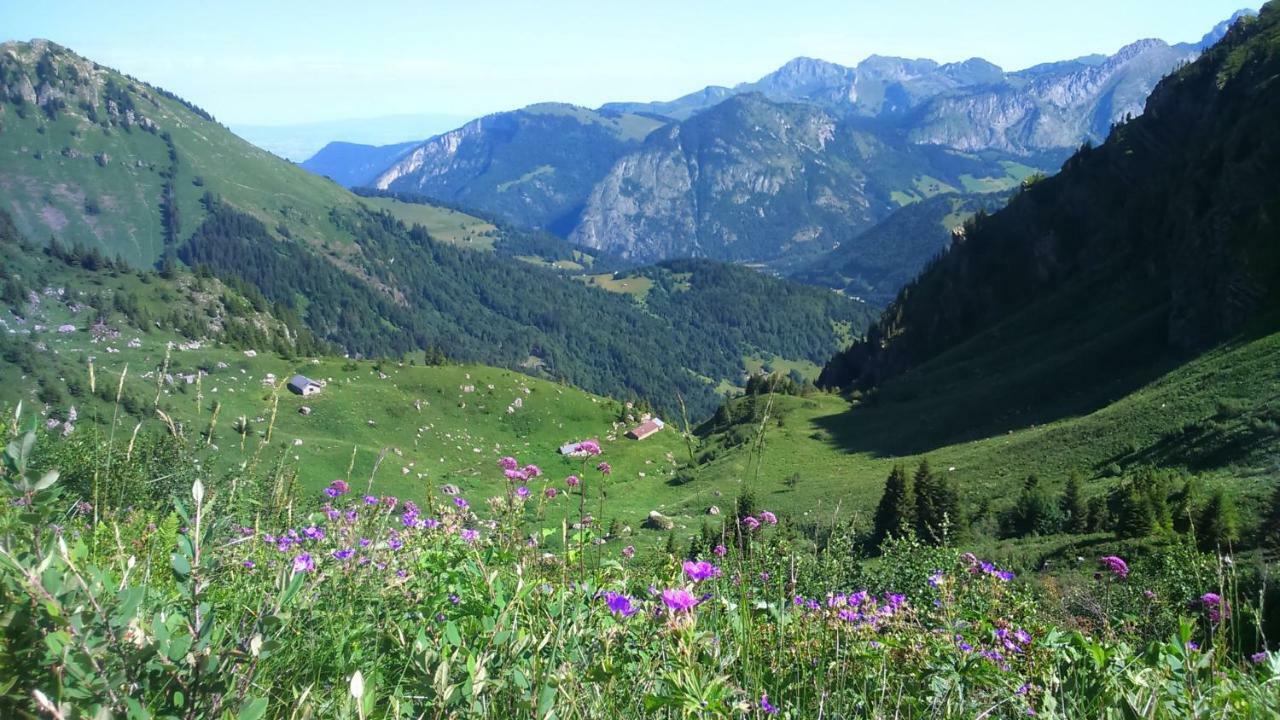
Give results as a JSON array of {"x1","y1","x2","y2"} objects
[
  {"x1": 812, "y1": 315, "x2": 1279, "y2": 463},
  {"x1": 811, "y1": 355, "x2": 1175, "y2": 460}
]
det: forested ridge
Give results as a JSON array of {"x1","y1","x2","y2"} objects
[{"x1": 180, "y1": 198, "x2": 870, "y2": 418}]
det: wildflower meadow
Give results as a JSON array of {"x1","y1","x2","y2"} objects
[{"x1": 0, "y1": 412, "x2": 1277, "y2": 719}]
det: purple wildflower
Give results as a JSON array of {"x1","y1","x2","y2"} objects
[
  {"x1": 523, "y1": 464, "x2": 542, "y2": 478},
  {"x1": 759, "y1": 511, "x2": 778, "y2": 525},
  {"x1": 303, "y1": 526, "x2": 325, "y2": 541},
  {"x1": 661, "y1": 588, "x2": 698, "y2": 612},
  {"x1": 760, "y1": 694, "x2": 780, "y2": 715},
  {"x1": 292, "y1": 553, "x2": 314, "y2": 573},
  {"x1": 683, "y1": 560, "x2": 722, "y2": 582},
  {"x1": 516, "y1": 485, "x2": 530, "y2": 498},
  {"x1": 622, "y1": 545, "x2": 635, "y2": 559},
  {"x1": 333, "y1": 548, "x2": 355, "y2": 560},
  {"x1": 454, "y1": 497, "x2": 469, "y2": 509},
  {"x1": 596, "y1": 462, "x2": 612, "y2": 476},
  {"x1": 364, "y1": 495, "x2": 379, "y2": 505},
  {"x1": 499, "y1": 456, "x2": 519, "y2": 471},
  {"x1": 1252, "y1": 651, "x2": 1269, "y2": 664},
  {"x1": 566, "y1": 475, "x2": 580, "y2": 487},
  {"x1": 460, "y1": 528, "x2": 479, "y2": 543},
  {"x1": 713, "y1": 544, "x2": 727, "y2": 557},
  {"x1": 387, "y1": 538, "x2": 404, "y2": 551},
  {"x1": 242, "y1": 560, "x2": 255, "y2": 569},
  {"x1": 604, "y1": 591, "x2": 638, "y2": 617},
  {"x1": 741, "y1": 516, "x2": 761, "y2": 531},
  {"x1": 323, "y1": 487, "x2": 341, "y2": 498},
  {"x1": 576, "y1": 439, "x2": 602, "y2": 456},
  {"x1": 545, "y1": 487, "x2": 558, "y2": 499}
]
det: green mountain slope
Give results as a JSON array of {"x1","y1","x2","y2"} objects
[
  {"x1": 0, "y1": 40, "x2": 375, "y2": 269},
  {"x1": 791, "y1": 191, "x2": 1012, "y2": 304}
]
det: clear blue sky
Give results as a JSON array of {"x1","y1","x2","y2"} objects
[{"x1": 1, "y1": 0, "x2": 1261, "y2": 125}]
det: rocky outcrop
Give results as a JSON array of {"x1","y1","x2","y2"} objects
[
  {"x1": 571, "y1": 94, "x2": 1027, "y2": 266},
  {"x1": 371, "y1": 105, "x2": 666, "y2": 231}
]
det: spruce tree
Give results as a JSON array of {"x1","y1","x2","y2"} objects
[
  {"x1": 1265, "y1": 483, "x2": 1280, "y2": 553},
  {"x1": 1060, "y1": 472, "x2": 1089, "y2": 534},
  {"x1": 913, "y1": 459, "x2": 937, "y2": 541},
  {"x1": 1197, "y1": 489, "x2": 1240, "y2": 551},
  {"x1": 914, "y1": 459, "x2": 958, "y2": 544},
  {"x1": 872, "y1": 464, "x2": 913, "y2": 544}
]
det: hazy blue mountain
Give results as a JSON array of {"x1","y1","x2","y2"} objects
[
  {"x1": 301, "y1": 140, "x2": 420, "y2": 187},
  {"x1": 233, "y1": 113, "x2": 468, "y2": 161}
]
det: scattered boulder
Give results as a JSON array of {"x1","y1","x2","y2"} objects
[{"x1": 644, "y1": 511, "x2": 674, "y2": 531}]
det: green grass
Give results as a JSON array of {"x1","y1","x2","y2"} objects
[
  {"x1": 495, "y1": 165, "x2": 555, "y2": 192},
  {"x1": 742, "y1": 354, "x2": 822, "y2": 382},
  {"x1": 690, "y1": 324, "x2": 1280, "y2": 532},
  {"x1": 358, "y1": 196, "x2": 497, "y2": 249},
  {"x1": 580, "y1": 273, "x2": 654, "y2": 298}
]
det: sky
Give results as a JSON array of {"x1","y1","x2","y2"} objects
[{"x1": 0, "y1": 0, "x2": 1262, "y2": 127}]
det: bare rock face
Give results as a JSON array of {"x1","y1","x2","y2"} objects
[{"x1": 570, "y1": 93, "x2": 1006, "y2": 266}]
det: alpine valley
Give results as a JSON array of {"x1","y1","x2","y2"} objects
[{"x1": 1, "y1": 4, "x2": 1280, "y2": 719}]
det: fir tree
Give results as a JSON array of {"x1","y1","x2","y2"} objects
[
  {"x1": 1060, "y1": 472, "x2": 1089, "y2": 534},
  {"x1": 872, "y1": 464, "x2": 913, "y2": 544},
  {"x1": 1196, "y1": 489, "x2": 1240, "y2": 551},
  {"x1": 913, "y1": 459, "x2": 957, "y2": 544}
]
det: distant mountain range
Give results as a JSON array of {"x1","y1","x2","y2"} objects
[
  {"x1": 298, "y1": 10, "x2": 1255, "y2": 284},
  {"x1": 233, "y1": 113, "x2": 470, "y2": 161},
  {"x1": 821, "y1": 6, "x2": 1279, "y2": 393}
]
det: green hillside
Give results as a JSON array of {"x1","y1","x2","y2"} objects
[{"x1": 791, "y1": 191, "x2": 1013, "y2": 304}]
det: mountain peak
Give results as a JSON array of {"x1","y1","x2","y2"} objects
[{"x1": 1197, "y1": 8, "x2": 1259, "y2": 49}]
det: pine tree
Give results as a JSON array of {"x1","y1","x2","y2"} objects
[
  {"x1": 1060, "y1": 472, "x2": 1089, "y2": 534},
  {"x1": 872, "y1": 464, "x2": 913, "y2": 544},
  {"x1": 1197, "y1": 489, "x2": 1240, "y2": 551}
]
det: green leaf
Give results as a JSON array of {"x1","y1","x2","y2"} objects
[
  {"x1": 170, "y1": 553, "x2": 191, "y2": 577},
  {"x1": 237, "y1": 697, "x2": 268, "y2": 720},
  {"x1": 33, "y1": 470, "x2": 59, "y2": 491}
]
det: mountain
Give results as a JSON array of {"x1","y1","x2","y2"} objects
[
  {"x1": 294, "y1": 12, "x2": 1251, "y2": 279},
  {"x1": 233, "y1": 112, "x2": 469, "y2": 161},
  {"x1": 569, "y1": 93, "x2": 1040, "y2": 267},
  {"x1": 602, "y1": 17, "x2": 1259, "y2": 157},
  {"x1": 371, "y1": 104, "x2": 667, "y2": 234},
  {"x1": 791, "y1": 191, "x2": 1012, "y2": 305},
  {"x1": 301, "y1": 140, "x2": 421, "y2": 187},
  {"x1": 0, "y1": 41, "x2": 870, "y2": 418},
  {"x1": 820, "y1": 6, "x2": 1279, "y2": 409},
  {"x1": 0, "y1": 39, "x2": 377, "y2": 270}
]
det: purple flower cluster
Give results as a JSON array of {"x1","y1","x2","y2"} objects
[
  {"x1": 963, "y1": 554, "x2": 1015, "y2": 581},
  {"x1": 1198, "y1": 592, "x2": 1231, "y2": 623},
  {"x1": 323, "y1": 479, "x2": 350, "y2": 498},
  {"x1": 1099, "y1": 555, "x2": 1129, "y2": 580}
]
